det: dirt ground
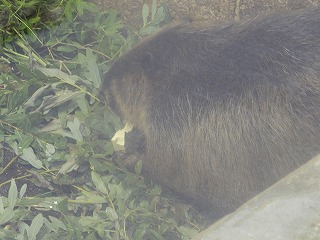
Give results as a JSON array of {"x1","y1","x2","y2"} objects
[{"x1": 92, "y1": 0, "x2": 320, "y2": 27}]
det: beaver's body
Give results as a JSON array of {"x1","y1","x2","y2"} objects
[{"x1": 101, "y1": 8, "x2": 320, "y2": 218}]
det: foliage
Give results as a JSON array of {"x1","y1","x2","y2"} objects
[
  {"x1": 1, "y1": 0, "x2": 61, "y2": 44},
  {"x1": 0, "y1": 0, "x2": 207, "y2": 239}
]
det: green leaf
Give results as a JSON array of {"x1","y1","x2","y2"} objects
[
  {"x1": 24, "y1": 85, "x2": 51, "y2": 109},
  {"x1": 151, "y1": 0, "x2": 157, "y2": 20},
  {"x1": 134, "y1": 223, "x2": 149, "y2": 240},
  {"x1": 34, "y1": 66, "x2": 79, "y2": 85},
  {"x1": 78, "y1": 216, "x2": 100, "y2": 227},
  {"x1": 41, "y1": 90, "x2": 82, "y2": 113},
  {"x1": 77, "y1": 187, "x2": 108, "y2": 203},
  {"x1": 177, "y1": 226, "x2": 199, "y2": 238},
  {"x1": 86, "y1": 48, "x2": 101, "y2": 88},
  {"x1": 140, "y1": 25, "x2": 159, "y2": 36},
  {"x1": 15, "y1": 64, "x2": 37, "y2": 79},
  {"x1": 42, "y1": 217, "x2": 57, "y2": 232},
  {"x1": 20, "y1": 147, "x2": 43, "y2": 169},
  {"x1": 56, "y1": 45, "x2": 77, "y2": 52},
  {"x1": 38, "y1": 119, "x2": 61, "y2": 133},
  {"x1": 85, "y1": 195, "x2": 108, "y2": 204},
  {"x1": 78, "y1": 52, "x2": 87, "y2": 67},
  {"x1": 64, "y1": 0, "x2": 74, "y2": 21},
  {"x1": 18, "y1": 197, "x2": 48, "y2": 207},
  {"x1": 57, "y1": 198, "x2": 69, "y2": 214},
  {"x1": 8, "y1": 179, "x2": 18, "y2": 209},
  {"x1": 4, "y1": 112, "x2": 26, "y2": 125},
  {"x1": 0, "y1": 207, "x2": 14, "y2": 225},
  {"x1": 19, "y1": 184, "x2": 28, "y2": 199},
  {"x1": 17, "y1": 221, "x2": 29, "y2": 237},
  {"x1": 0, "y1": 132, "x2": 4, "y2": 142},
  {"x1": 105, "y1": 207, "x2": 118, "y2": 221},
  {"x1": 76, "y1": 93, "x2": 89, "y2": 114},
  {"x1": 58, "y1": 155, "x2": 77, "y2": 174},
  {"x1": 149, "y1": 229, "x2": 165, "y2": 240},
  {"x1": 76, "y1": 0, "x2": 84, "y2": 15},
  {"x1": 28, "y1": 213, "x2": 44, "y2": 240},
  {"x1": 7, "y1": 85, "x2": 29, "y2": 112},
  {"x1": 17, "y1": 134, "x2": 33, "y2": 150},
  {"x1": 0, "y1": 197, "x2": 3, "y2": 213},
  {"x1": 104, "y1": 141, "x2": 114, "y2": 155},
  {"x1": 67, "y1": 117, "x2": 83, "y2": 142},
  {"x1": 46, "y1": 143, "x2": 56, "y2": 154},
  {"x1": 142, "y1": 4, "x2": 149, "y2": 27},
  {"x1": 59, "y1": 110, "x2": 67, "y2": 128},
  {"x1": 27, "y1": 16, "x2": 41, "y2": 25},
  {"x1": 91, "y1": 171, "x2": 108, "y2": 194},
  {"x1": 153, "y1": 6, "x2": 166, "y2": 24},
  {"x1": 49, "y1": 216, "x2": 67, "y2": 231}
]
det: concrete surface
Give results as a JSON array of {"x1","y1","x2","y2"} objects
[{"x1": 193, "y1": 154, "x2": 320, "y2": 240}]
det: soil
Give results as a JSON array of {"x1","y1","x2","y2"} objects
[{"x1": 91, "y1": 0, "x2": 320, "y2": 27}]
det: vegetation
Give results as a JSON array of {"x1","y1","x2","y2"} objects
[{"x1": 0, "y1": 0, "x2": 208, "y2": 239}]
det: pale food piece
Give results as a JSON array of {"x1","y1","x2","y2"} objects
[{"x1": 111, "y1": 122, "x2": 134, "y2": 151}]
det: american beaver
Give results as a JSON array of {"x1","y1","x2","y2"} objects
[{"x1": 101, "y1": 8, "x2": 320, "y2": 218}]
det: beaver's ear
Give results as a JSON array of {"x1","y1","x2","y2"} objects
[
  {"x1": 140, "y1": 52, "x2": 166, "y2": 79},
  {"x1": 140, "y1": 52, "x2": 161, "y2": 77}
]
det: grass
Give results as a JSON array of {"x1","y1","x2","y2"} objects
[{"x1": 0, "y1": 0, "x2": 209, "y2": 239}]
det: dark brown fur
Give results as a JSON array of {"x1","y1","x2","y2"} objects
[{"x1": 101, "y1": 8, "x2": 320, "y2": 218}]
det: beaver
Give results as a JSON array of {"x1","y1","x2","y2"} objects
[{"x1": 100, "y1": 7, "x2": 320, "y2": 218}]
